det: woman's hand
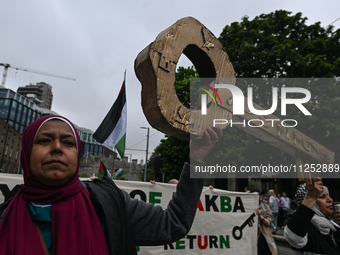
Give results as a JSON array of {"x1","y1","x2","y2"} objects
[
  {"x1": 256, "y1": 207, "x2": 270, "y2": 227},
  {"x1": 256, "y1": 207, "x2": 261, "y2": 215},
  {"x1": 302, "y1": 177, "x2": 323, "y2": 209},
  {"x1": 189, "y1": 127, "x2": 223, "y2": 163}
]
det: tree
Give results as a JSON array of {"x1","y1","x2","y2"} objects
[
  {"x1": 219, "y1": 10, "x2": 340, "y2": 78},
  {"x1": 218, "y1": 10, "x2": 340, "y2": 166},
  {"x1": 217, "y1": 10, "x2": 340, "y2": 195}
]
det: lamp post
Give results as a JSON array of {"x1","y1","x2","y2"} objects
[{"x1": 140, "y1": 127, "x2": 149, "y2": 182}]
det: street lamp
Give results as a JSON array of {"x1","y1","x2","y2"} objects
[{"x1": 140, "y1": 127, "x2": 149, "y2": 182}]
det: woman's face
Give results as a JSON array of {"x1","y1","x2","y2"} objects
[
  {"x1": 30, "y1": 120, "x2": 78, "y2": 186},
  {"x1": 316, "y1": 190, "x2": 334, "y2": 217}
]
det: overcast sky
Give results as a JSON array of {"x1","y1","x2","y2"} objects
[{"x1": 1, "y1": 1, "x2": 339, "y2": 162}]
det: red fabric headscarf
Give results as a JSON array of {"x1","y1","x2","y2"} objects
[{"x1": 0, "y1": 115, "x2": 109, "y2": 255}]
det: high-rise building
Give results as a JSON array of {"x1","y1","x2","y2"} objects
[{"x1": 17, "y1": 82, "x2": 53, "y2": 110}]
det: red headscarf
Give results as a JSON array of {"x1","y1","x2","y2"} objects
[{"x1": 0, "y1": 115, "x2": 109, "y2": 255}]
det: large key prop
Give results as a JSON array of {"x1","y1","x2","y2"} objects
[{"x1": 134, "y1": 17, "x2": 334, "y2": 188}]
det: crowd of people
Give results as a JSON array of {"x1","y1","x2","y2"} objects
[
  {"x1": 248, "y1": 187, "x2": 292, "y2": 232},
  {"x1": 251, "y1": 181, "x2": 340, "y2": 254}
]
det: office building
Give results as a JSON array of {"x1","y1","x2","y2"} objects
[{"x1": 17, "y1": 82, "x2": 53, "y2": 110}]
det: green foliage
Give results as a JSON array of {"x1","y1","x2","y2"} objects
[
  {"x1": 154, "y1": 135, "x2": 189, "y2": 182},
  {"x1": 248, "y1": 181, "x2": 255, "y2": 190},
  {"x1": 139, "y1": 153, "x2": 164, "y2": 182},
  {"x1": 79, "y1": 172, "x2": 90, "y2": 178},
  {"x1": 217, "y1": 10, "x2": 340, "y2": 168},
  {"x1": 219, "y1": 10, "x2": 340, "y2": 78},
  {"x1": 175, "y1": 66, "x2": 199, "y2": 108}
]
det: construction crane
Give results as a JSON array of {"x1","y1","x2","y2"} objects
[{"x1": 0, "y1": 63, "x2": 76, "y2": 87}]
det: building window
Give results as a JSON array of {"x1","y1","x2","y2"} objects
[
  {"x1": 15, "y1": 150, "x2": 18, "y2": 161},
  {"x1": 9, "y1": 101, "x2": 17, "y2": 121},
  {"x1": 85, "y1": 143, "x2": 89, "y2": 155},
  {"x1": 21, "y1": 107, "x2": 27, "y2": 125},
  {"x1": 0, "y1": 89, "x2": 8, "y2": 98},
  {"x1": 9, "y1": 147, "x2": 13, "y2": 158},
  {"x1": 5, "y1": 144, "x2": 8, "y2": 155},
  {"x1": 26, "y1": 109, "x2": 32, "y2": 126},
  {"x1": 16, "y1": 104, "x2": 22, "y2": 122},
  {"x1": 0, "y1": 99, "x2": 10, "y2": 119},
  {"x1": 8, "y1": 91, "x2": 15, "y2": 99}
]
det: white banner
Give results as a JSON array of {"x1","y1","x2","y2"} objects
[{"x1": 0, "y1": 174, "x2": 258, "y2": 254}]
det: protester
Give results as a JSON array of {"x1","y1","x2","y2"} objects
[
  {"x1": 255, "y1": 190, "x2": 278, "y2": 255},
  {"x1": 280, "y1": 191, "x2": 290, "y2": 224},
  {"x1": 245, "y1": 186, "x2": 251, "y2": 193},
  {"x1": 281, "y1": 192, "x2": 291, "y2": 208},
  {"x1": 277, "y1": 193, "x2": 284, "y2": 228},
  {"x1": 284, "y1": 178, "x2": 340, "y2": 254},
  {"x1": 262, "y1": 193, "x2": 269, "y2": 204},
  {"x1": 0, "y1": 115, "x2": 222, "y2": 255},
  {"x1": 268, "y1": 189, "x2": 279, "y2": 234}
]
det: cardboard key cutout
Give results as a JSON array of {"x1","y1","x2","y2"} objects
[
  {"x1": 134, "y1": 17, "x2": 334, "y2": 187},
  {"x1": 134, "y1": 16, "x2": 235, "y2": 141}
]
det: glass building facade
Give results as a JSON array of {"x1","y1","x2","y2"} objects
[{"x1": 0, "y1": 88, "x2": 42, "y2": 134}]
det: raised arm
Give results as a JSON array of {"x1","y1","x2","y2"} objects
[
  {"x1": 284, "y1": 178, "x2": 323, "y2": 249},
  {"x1": 125, "y1": 127, "x2": 222, "y2": 246}
]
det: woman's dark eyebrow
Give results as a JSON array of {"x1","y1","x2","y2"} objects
[{"x1": 35, "y1": 132, "x2": 75, "y2": 140}]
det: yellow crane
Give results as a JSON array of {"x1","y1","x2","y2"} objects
[{"x1": 0, "y1": 63, "x2": 76, "y2": 86}]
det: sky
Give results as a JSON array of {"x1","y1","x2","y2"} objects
[{"x1": 1, "y1": 0, "x2": 340, "y2": 162}]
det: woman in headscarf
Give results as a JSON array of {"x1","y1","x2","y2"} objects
[
  {"x1": 0, "y1": 115, "x2": 222, "y2": 255},
  {"x1": 284, "y1": 178, "x2": 340, "y2": 254},
  {"x1": 256, "y1": 190, "x2": 278, "y2": 255}
]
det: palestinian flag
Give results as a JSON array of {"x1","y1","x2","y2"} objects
[
  {"x1": 115, "y1": 168, "x2": 125, "y2": 179},
  {"x1": 98, "y1": 161, "x2": 112, "y2": 178},
  {"x1": 93, "y1": 76, "x2": 127, "y2": 159}
]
